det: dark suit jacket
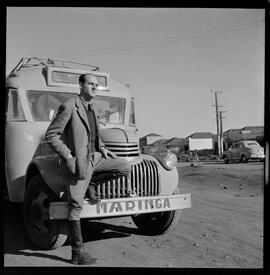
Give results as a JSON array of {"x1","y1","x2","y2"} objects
[{"x1": 45, "y1": 95, "x2": 105, "y2": 180}]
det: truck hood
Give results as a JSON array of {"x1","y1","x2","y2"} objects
[{"x1": 100, "y1": 127, "x2": 138, "y2": 143}]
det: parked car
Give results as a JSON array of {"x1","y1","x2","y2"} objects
[{"x1": 222, "y1": 140, "x2": 265, "y2": 163}]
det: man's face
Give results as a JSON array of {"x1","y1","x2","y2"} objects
[{"x1": 80, "y1": 75, "x2": 98, "y2": 101}]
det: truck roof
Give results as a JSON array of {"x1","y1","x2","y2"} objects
[{"x1": 6, "y1": 57, "x2": 132, "y2": 98}]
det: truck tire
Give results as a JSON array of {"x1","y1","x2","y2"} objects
[
  {"x1": 131, "y1": 187, "x2": 181, "y2": 235},
  {"x1": 23, "y1": 175, "x2": 69, "y2": 250},
  {"x1": 240, "y1": 155, "x2": 248, "y2": 163},
  {"x1": 223, "y1": 156, "x2": 229, "y2": 164}
]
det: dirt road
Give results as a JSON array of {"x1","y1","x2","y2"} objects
[{"x1": 4, "y1": 161, "x2": 264, "y2": 267}]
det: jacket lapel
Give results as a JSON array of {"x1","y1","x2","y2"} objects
[{"x1": 75, "y1": 95, "x2": 90, "y2": 133}]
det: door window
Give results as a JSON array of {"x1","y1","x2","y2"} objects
[
  {"x1": 6, "y1": 89, "x2": 26, "y2": 121},
  {"x1": 26, "y1": 90, "x2": 73, "y2": 121}
]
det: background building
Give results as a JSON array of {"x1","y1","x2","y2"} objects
[
  {"x1": 223, "y1": 126, "x2": 264, "y2": 149},
  {"x1": 139, "y1": 133, "x2": 163, "y2": 148},
  {"x1": 140, "y1": 125, "x2": 264, "y2": 161},
  {"x1": 186, "y1": 132, "x2": 215, "y2": 151}
]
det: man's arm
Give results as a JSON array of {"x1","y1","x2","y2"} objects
[
  {"x1": 100, "y1": 144, "x2": 117, "y2": 159},
  {"x1": 45, "y1": 103, "x2": 73, "y2": 159},
  {"x1": 99, "y1": 137, "x2": 106, "y2": 149}
]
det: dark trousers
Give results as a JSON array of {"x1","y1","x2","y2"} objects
[{"x1": 64, "y1": 152, "x2": 130, "y2": 220}]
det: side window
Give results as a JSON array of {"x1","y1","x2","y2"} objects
[
  {"x1": 6, "y1": 89, "x2": 25, "y2": 121},
  {"x1": 27, "y1": 91, "x2": 62, "y2": 121}
]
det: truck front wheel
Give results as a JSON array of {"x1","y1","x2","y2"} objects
[
  {"x1": 23, "y1": 175, "x2": 68, "y2": 249},
  {"x1": 131, "y1": 187, "x2": 181, "y2": 235},
  {"x1": 223, "y1": 155, "x2": 229, "y2": 164},
  {"x1": 240, "y1": 154, "x2": 248, "y2": 163}
]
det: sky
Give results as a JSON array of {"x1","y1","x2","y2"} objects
[{"x1": 6, "y1": 7, "x2": 265, "y2": 139}]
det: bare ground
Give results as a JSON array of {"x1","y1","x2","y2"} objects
[{"x1": 4, "y1": 161, "x2": 264, "y2": 267}]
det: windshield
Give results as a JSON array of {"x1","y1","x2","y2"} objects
[
  {"x1": 92, "y1": 96, "x2": 125, "y2": 124},
  {"x1": 26, "y1": 90, "x2": 125, "y2": 124}
]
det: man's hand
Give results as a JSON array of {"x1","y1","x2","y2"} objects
[{"x1": 100, "y1": 147, "x2": 117, "y2": 159}]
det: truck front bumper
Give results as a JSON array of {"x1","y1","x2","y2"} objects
[{"x1": 49, "y1": 193, "x2": 191, "y2": 220}]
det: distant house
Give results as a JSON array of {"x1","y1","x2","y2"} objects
[
  {"x1": 139, "y1": 133, "x2": 163, "y2": 148},
  {"x1": 153, "y1": 137, "x2": 189, "y2": 152},
  {"x1": 186, "y1": 132, "x2": 215, "y2": 151}
]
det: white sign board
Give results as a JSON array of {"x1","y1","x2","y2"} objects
[
  {"x1": 189, "y1": 138, "x2": 213, "y2": 150},
  {"x1": 49, "y1": 194, "x2": 192, "y2": 219}
]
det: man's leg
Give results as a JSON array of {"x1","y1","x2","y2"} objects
[
  {"x1": 87, "y1": 156, "x2": 131, "y2": 198},
  {"x1": 66, "y1": 165, "x2": 93, "y2": 220},
  {"x1": 86, "y1": 152, "x2": 131, "y2": 202},
  {"x1": 93, "y1": 156, "x2": 131, "y2": 178},
  {"x1": 64, "y1": 164, "x2": 97, "y2": 265}
]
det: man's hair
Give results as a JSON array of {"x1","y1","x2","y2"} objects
[{"x1": 79, "y1": 73, "x2": 96, "y2": 84}]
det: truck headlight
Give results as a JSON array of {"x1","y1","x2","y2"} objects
[{"x1": 163, "y1": 152, "x2": 177, "y2": 170}]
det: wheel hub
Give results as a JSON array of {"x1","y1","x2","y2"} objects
[{"x1": 29, "y1": 190, "x2": 51, "y2": 236}]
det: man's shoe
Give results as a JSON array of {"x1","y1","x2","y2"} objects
[
  {"x1": 87, "y1": 184, "x2": 101, "y2": 204},
  {"x1": 71, "y1": 250, "x2": 97, "y2": 265},
  {"x1": 69, "y1": 220, "x2": 97, "y2": 265}
]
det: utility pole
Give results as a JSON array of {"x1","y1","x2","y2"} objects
[
  {"x1": 211, "y1": 91, "x2": 223, "y2": 156},
  {"x1": 219, "y1": 110, "x2": 226, "y2": 154}
]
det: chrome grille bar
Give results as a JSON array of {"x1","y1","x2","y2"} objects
[
  {"x1": 112, "y1": 179, "x2": 115, "y2": 198},
  {"x1": 139, "y1": 162, "x2": 143, "y2": 196},
  {"x1": 145, "y1": 160, "x2": 151, "y2": 195},
  {"x1": 94, "y1": 159, "x2": 160, "y2": 199},
  {"x1": 142, "y1": 161, "x2": 146, "y2": 196}
]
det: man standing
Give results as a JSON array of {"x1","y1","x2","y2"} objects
[{"x1": 45, "y1": 74, "x2": 130, "y2": 265}]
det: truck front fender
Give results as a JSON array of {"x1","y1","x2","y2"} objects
[
  {"x1": 140, "y1": 154, "x2": 179, "y2": 195},
  {"x1": 25, "y1": 157, "x2": 66, "y2": 200}
]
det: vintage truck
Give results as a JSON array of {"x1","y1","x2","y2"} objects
[{"x1": 5, "y1": 57, "x2": 191, "y2": 249}]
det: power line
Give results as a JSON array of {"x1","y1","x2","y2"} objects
[
  {"x1": 51, "y1": 21, "x2": 264, "y2": 59},
  {"x1": 73, "y1": 22, "x2": 264, "y2": 59}
]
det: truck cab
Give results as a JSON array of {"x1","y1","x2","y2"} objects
[{"x1": 5, "y1": 57, "x2": 191, "y2": 249}]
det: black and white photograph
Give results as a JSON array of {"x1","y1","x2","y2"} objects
[{"x1": 4, "y1": 6, "x2": 266, "y2": 268}]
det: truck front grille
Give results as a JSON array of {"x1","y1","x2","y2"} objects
[{"x1": 94, "y1": 159, "x2": 160, "y2": 199}]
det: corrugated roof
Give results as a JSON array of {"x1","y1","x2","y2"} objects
[
  {"x1": 186, "y1": 132, "x2": 215, "y2": 139},
  {"x1": 153, "y1": 137, "x2": 188, "y2": 145},
  {"x1": 224, "y1": 126, "x2": 263, "y2": 133},
  {"x1": 223, "y1": 129, "x2": 241, "y2": 133},
  {"x1": 145, "y1": 133, "x2": 162, "y2": 137},
  {"x1": 153, "y1": 138, "x2": 169, "y2": 145},
  {"x1": 242, "y1": 126, "x2": 263, "y2": 130},
  {"x1": 168, "y1": 137, "x2": 188, "y2": 145}
]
